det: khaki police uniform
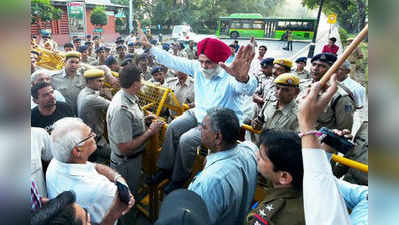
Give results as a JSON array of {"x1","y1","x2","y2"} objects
[
  {"x1": 106, "y1": 89, "x2": 146, "y2": 195},
  {"x1": 77, "y1": 87, "x2": 111, "y2": 164},
  {"x1": 259, "y1": 99, "x2": 299, "y2": 131},
  {"x1": 293, "y1": 68, "x2": 309, "y2": 80},
  {"x1": 51, "y1": 68, "x2": 85, "y2": 114},
  {"x1": 90, "y1": 59, "x2": 105, "y2": 66},
  {"x1": 246, "y1": 187, "x2": 305, "y2": 225},
  {"x1": 142, "y1": 69, "x2": 152, "y2": 81},
  {"x1": 166, "y1": 76, "x2": 194, "y2": 106},
  {"x1": 185, "y1": 47, "x2": 197, "y2": 60},
  {"x1": 298, "y1": 79, "x2": 355, "y2": 130},
  {"x1": 166, "y1": 76, "x2": 195, "y2": 118},
  {"x1": 177, "y1": 50, "x2": 187, "y2": 58},
  {"x1": 81, "y1": 56, "x2": 96, "y2": 64}
]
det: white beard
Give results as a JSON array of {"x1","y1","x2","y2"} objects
[{"x1": 201, "y1": 66, "x2": 221, "y2": 79}]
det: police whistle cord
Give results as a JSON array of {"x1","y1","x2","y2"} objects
[{"x1": 319, "y1": 24, "x2": 368, "y2": 87}]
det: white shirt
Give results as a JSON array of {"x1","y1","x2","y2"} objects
[
  {"x1": 46, "y1": 159, "x2": 117, "y2": 224},
  {"x1": 341, "y1": 77, "x2": 366, "y2": 108},
  {"x1": 31, "y1": 127, "x2": 52, "y2": 197},
  {"x1": 249, "y1": 56, "x2": 265, "y2": 77},
  {"x1": 302, "y1": 148, "x2": 351, "y2": 225}
]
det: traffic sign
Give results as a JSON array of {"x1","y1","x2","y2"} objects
[
  {"x1": 328, "y1": 14, "x2": 337, "y2": 24},
  {"x1": 94, "y1": 28, "x2": 104, "y2": 33}
]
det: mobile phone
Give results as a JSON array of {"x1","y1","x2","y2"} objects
[
  {"x1": 318, "y1": 127, "x2": 355, "y2": 154},
  {"x1": 116, "y1": 181, "x2": 130, "y2": 204}
]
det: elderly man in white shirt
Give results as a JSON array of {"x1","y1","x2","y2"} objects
[
  {"x1": 46, "y1": 117, "x2": 134, "y2": 224},
  {"x1": 298, "y1": 75, "x2": 368, "y2": 225},
  {"x1": 336, "y1": 60, "x2": 367, "y2": 110}
]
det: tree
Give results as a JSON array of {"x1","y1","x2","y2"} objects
[
  {"x1": 31, "y1": 0, "x2": 62, "y2": 26},
  {"x1": 90, "y1": 6, "x2": 108, "y2": 27},
  {"x1": 301, "y1": 0, "x2": 368, "y2": 33}
]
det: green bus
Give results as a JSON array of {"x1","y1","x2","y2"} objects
[{"x1": 216, "y1": 13, "x2": 317, "y2": 40}]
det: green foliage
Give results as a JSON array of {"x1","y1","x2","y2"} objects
[
  {"x1": 339, "y1": 26, "x2": 348, "y2": 42},
  {"x1": 31, "y1": 0, "x2": 63, "y2": 24},
  {"x1": 90, "y1": 6, "x2": 108, "y2": 27},
  {"x1": 142, "y1": 18, "x2": 151, "y2": 27},
  {"x1": 301, "y1": 0, "x2": 367, "y2": 33}
]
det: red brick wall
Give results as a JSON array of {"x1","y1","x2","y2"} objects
[{"x1": 85, "y1": 9, "x2": 119, "y2": 43}]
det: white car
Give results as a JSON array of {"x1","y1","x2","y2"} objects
[{"x1": 172, "y1": 25, "x2": 196, "y2": 41}]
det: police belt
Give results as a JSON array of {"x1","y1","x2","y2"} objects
[{"x1": 113, "y1": 149, "x2": 144, "y2": 160}]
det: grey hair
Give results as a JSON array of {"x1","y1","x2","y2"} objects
[
  {"x1": 50, "y1": 117, "x2": 86, "y2": 163},
  {"x1": 206, "y1": 107, "x2": 240, "y2": 145},
  {"x1": 31, "y1": 69, "x2": 50, "y2": 83},
  {"x1": 342, "y1": 60, "x2": 351, "y2": 70}
]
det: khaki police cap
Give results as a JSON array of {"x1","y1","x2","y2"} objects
[
  {"x1": 273, "y1": 58, "x2": 293, "y2": 69},
  {"x1": 65, "y1": 51, "x2": 81, "y2": 60},
  {"x1": 84, "y1": 69, "x2": 105, "y2": 79},
  {"x1": 274, "y1": 73, "x2": 300, "y2": 86}
]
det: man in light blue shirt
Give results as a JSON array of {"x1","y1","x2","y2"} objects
[
  {"x1": 138, "y1": 23, "x2": 258, "y2": 193},
  {"x1": 188, "y1": 108, "x2": 258, "y2": 225}
]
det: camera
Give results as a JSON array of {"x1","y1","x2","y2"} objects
[{"x1": 318, "y1": 127, "x2": 355, "y2": 154}]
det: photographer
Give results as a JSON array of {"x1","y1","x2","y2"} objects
[{"x1": 298, "y1": 75, "x2": 368, "y2": 225}]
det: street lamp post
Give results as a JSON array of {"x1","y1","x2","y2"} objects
[
  {"x1": 308, "y1": 0, "x2": 325, "y2": 58},
  {"x1": 129, "y1": 0, "x2": 134, "y2": 33}
]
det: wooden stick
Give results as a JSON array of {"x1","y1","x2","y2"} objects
[{"x1": 320, "y1": 24, "x2": 368, "y2": 87}]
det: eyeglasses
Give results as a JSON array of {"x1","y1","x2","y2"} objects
[{"x1": 76, "y1": 131, "x2": 96, "y2": 146}]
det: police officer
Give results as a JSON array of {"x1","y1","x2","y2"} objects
[
  {"x1": 106, "y1": 64, "x2": 164, "y2": 225},
  {"x1": 148, "y1": 66, "x2": 165, "y2": 85},
  {"x1": 253, "y1": 57, "x2": 275, "y2": 107},
  {"x1": 293, "y1": 56, "x2": 310, "y2": 79},
  {"x1": 78, "y1": 45, "x2": 96, "y2": 64},
  {"x1": 299, "y1": 53, "x2": 355, "y2": 130},
  {"x1": 91, "y1": 46, "x2": 107, "y2": 66},
  {"x1": 261, "y1": 58, "x2": 293, "y2": 102},
  {"x1": 136, "y1": 54, "x2": 152, "y2": 81},
  {"x1": 51, "y1": 51, "x2": 86, "y2": 114},
  {"x1": 166, "y1": 71, "x2": 195, "y2": 118},
  {"x1": 252, "y1": 73, "x2": 300, "y2": 132},
  {"x1": 185, "y1": 40, "x2": 197, "y2": 60},
  {"x1": 116, "y1": 45, "x2": 127, "y2": 65},
  {"x1": 127, "y1": 41, "x2": 136, "y2": 54},
  {"x1": 246, "y1": 129, "x2": 305, "y2": 225},
  {"x1": 77, "y1": 69, "x2": 112, "y2": 164}
]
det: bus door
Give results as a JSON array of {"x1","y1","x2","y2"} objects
[
  {"x1": 220, "y1": 20, "x2": 230, "y2": 36},
  {"x1": 264, "y1": 21, "x2": 277, "y2": 38}
]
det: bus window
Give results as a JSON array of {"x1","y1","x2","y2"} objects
[
  {"x1": 277, "y1": 21, "x2": 287, "y2": 30},
  {"x1": 242, "y1": 22, "x2": 251, "y2": 29},
  {"x1": 253, "y1": 20, "x2": 264, "y2": 29},
  {"x1": 231, "y1": 21, "x2": 241, "y2": 29}
]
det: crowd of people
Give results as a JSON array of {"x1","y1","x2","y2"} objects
[{"x1": 31, "y1": 23, "x2": 368, "y2": 225}]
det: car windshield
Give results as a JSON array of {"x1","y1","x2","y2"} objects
[{"x1": 173, "y1": 25, "x2": 191, "y2": 33}]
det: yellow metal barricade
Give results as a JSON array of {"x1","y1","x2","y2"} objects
[
  {"x1": 137, "y1": 81, "x2": 184, "y2": 118},
  {"x1": 34, "y1": 47, "x2": 65, "y2": 70}
]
